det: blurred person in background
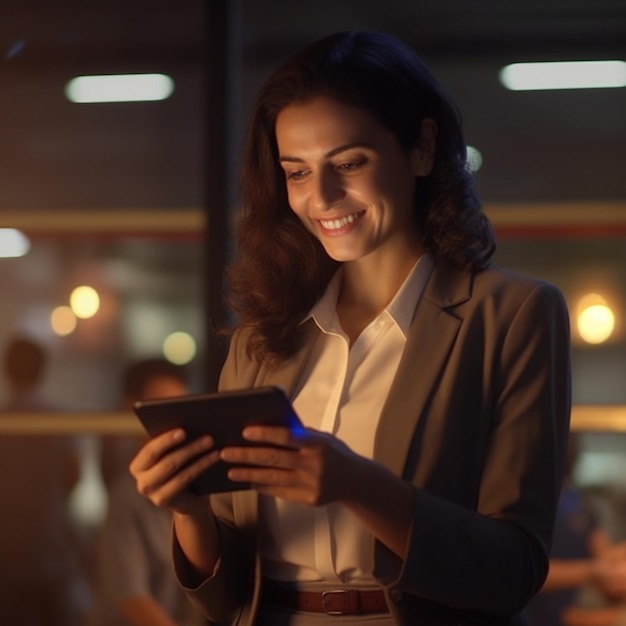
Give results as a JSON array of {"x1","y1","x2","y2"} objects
[
  {"x1": 99, "y1": 379, "x2": 143, "y2": 489},
  {"x1": 89, "y1": 357, "x2": 203, "y2": 626},
  {"x1": 527, "y1": 434, "x2": 626, "y2": 626},
  {"x1": 0, "y1": 335, "x2": 91, "y2": 626}
]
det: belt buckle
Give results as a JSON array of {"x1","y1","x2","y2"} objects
[{"x1": 322, "y1": 589, "x2": 352, "y2": 615}]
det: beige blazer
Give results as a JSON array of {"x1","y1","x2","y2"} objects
[{"x1": 180, "y1": 262, "x2": 572, "y2": 626}]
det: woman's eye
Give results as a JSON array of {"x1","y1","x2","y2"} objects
[
  {"x1": 286, "y1": 169, "x2": 309, "y2": 181},
  {"x1": 338, "y1": 160, "x2": 364, "y2": 172}
]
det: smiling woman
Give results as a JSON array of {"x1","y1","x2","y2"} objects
[{"x1": 128, "y1": 31, "x2": 571, "y2": 626}]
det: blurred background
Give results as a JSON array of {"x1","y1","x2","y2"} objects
[{"x1": 0, "y1": 0, "x2": 625, "y2": 622}]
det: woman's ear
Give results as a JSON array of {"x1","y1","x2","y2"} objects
[{"x1": 410, "y1": 118, "x2": 437, "y2": 177}]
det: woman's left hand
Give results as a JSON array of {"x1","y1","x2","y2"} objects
[{"x1": 220, "y1": 426, "x2": 357, "y2": 506}]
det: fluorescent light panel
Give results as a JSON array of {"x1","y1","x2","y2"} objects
[
  {"x1": 65, "y1": 73, "x2": 174, "y2": 103},
  {"x1": 499, "y1": 60, "x2": 626, "y2": 91},
  {"x1": 0, "y1": 228, "x2": 30, "y2": 258}
]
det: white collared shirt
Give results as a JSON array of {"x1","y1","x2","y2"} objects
[{"x1": 259, "y1": 253, "x2": 434, "y2": 584}]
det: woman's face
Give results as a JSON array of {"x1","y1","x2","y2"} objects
[{"x1": 275, "y1": 96, "x2": 434, "y2": 264}]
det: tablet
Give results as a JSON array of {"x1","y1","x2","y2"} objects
[{"x1": 133, "y1": 386, "x2": 303, "y2": 495}]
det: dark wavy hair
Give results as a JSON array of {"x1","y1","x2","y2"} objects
[{"x1": 227, "y1": 31, "x2": 495, "y2": 365}]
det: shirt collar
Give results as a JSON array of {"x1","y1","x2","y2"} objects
[
  {"x1": 304, "y1": 252, "x2": 434, "y2": 338},
  {"x1": 306, "y1": 267, "x2": 344, "y2": 334},
  {"x1": 386, "y1": 252, "x2": 434, "y2": 336}
]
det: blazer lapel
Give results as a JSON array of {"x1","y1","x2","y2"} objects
[
  {"x1": 373, "y1": 263, "x2": 473, "y2": 476},
  {"x1": 256, "y1": 320, "x2": 320, "y2": 401}
]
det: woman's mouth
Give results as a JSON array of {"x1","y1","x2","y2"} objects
[{"x1": 318, "y1": 210, "x2": 365, "y2": 233}]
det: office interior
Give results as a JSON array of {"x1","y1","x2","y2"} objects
[{"x1": 0, "y1": 0, "x2": 625, "y2": 614}]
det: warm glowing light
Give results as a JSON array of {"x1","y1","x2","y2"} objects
[
  {"x1": 65, "y1": 73, "x2": 174, "y2": 103},
  {"x1": 70, "y1": 285, "x2": 100, "y2": 319},
  {"x1": 0, "y1": 228, "x2": 30, "y2": 258},
  {"x1": 576, "y1": 294, "x2": 615, "y2": 344},
  {"x1": 163, "y1": 332, "x2": 196, "y2": 365},
  {"x1": 51, "y1": 306, "x2": 77, "y2": 336},
  {"x1": 466, "y1": 145, "x2": 483, "y2": 172},
  {"x1": 499, "y1": 60, "x2": 626, "y2": 91}
]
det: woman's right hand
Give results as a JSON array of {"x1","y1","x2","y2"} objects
[{"x1": 129, "y1": 429, "x2": 221, "y2": 515}]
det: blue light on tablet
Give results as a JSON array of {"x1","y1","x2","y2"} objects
[{"x1": 288, "y1": 412, "x2": 306, "y2": 437}]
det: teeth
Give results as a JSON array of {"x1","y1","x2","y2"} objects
[{"x1": 320, "y1": 212, "x2": 363, "y2": 230}]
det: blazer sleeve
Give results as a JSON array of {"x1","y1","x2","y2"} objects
[
  {"x1": 173, "y1": 329, "x2": 258, "y2": 623},
  {"x1": 387, "y1": 281, "x2": 571, "y2": 616}
]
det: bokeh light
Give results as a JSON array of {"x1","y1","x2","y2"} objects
[
  {"x1": 163, "y1": 331, "x2": 196, "y2": 365},
  {"x1": 70, "y1": 285, "x2": 100, "y2": 319},
  {"x1": 576, "y1": 293, "x2": 615, "y2": 344},
  {"x1": 50, "y1": 306, "x2": 77, "y2": 336}
]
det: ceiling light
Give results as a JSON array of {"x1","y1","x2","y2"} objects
[
  {"x1": 499, "y1": 60, "x2": 626, "y2": 91},
  {"x1": 466, "y1": 145, "x2": 483, "y2": 172},
  {"x1": 65, "y1": 73, "x2": 174, "y2": 103},
  {"x1": 0, "y1": 228, "x2": 30, "y2": 257}
]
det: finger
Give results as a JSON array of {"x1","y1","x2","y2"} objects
[
  {"x1": 253, "y1": 484, "x2": 321, "y2": 507},
  {"x1": 130, "y1": 428, "x2": 189, "y2": 473},
  {"x1": 147, "y1": 435, "x2": 215, "y2": 480},
  {"x1": 221, "y1": 444, "x2": 299, "y2": 470},
  {"x1": 227, "y1": 464, "x2": 299, "y2": 486},
  {"x1": 142, "y1": 449, "x2": 221, "y2": 507},
  {"x1": 134, "y1": 435, "x2": 216, "y2": 494},
  {"x1": 241, "y1": 425, "x2": 305, "y2": 448}
]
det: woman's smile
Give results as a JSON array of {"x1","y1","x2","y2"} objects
[{"x1": 318, "y1": 210, "x2": 366, "y2": 235}]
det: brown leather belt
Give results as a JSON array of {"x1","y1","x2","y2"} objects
[{"x1": 262, "y1": 582, "x2": 389, "y2": 615}]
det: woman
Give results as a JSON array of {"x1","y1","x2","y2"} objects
[{"x1": 130, "y1": 31, "x2": 571, "y2": 625}]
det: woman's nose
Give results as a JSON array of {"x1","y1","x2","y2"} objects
[{"x1": 311, "y1": 168, "x2": 345, "y2": 211}]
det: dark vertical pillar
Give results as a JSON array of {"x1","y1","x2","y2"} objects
[{"x1": 203, "y1": 0, "x2": 241, "y2": 390}]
